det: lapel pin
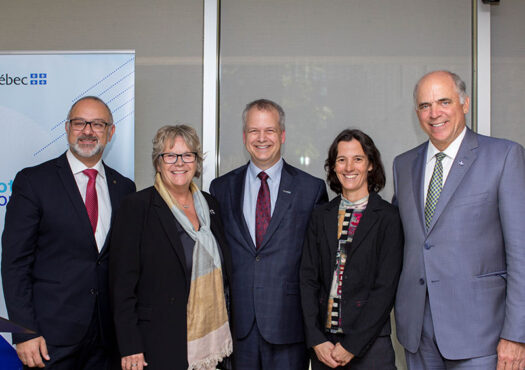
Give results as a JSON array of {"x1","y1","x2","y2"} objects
[
  {"x1": 210, "y1": 209, "x2": 215, "y2": 215},
  {"x1": 283, "y1": 189, "x2": 291, "y2": 194},
  {"x1": 458, "y1": 161, "x2": 464, "y2": 166}
]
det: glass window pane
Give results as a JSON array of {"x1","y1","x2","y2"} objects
[
  {"x1": 491, "y1": 2, "x2": 525, "y2": 146},
  {"x1": 219, "y1": 0, "x2": 471, "y2": 203}
]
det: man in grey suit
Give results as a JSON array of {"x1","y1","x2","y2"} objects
[{"x1": 393, "y1": 70, "x2": 525, "y2": 369}]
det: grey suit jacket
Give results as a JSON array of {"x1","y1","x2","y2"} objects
[{"x1": 393, "y1": 128, "x2": 525, "y2": 359}]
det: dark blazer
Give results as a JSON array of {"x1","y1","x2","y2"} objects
[
  {"x1": 1, "y1": 152, "x2": 135, "y2": 346},
  {"x1": 109, "y1": 186, "x2": 233, "y2": 369},
  {"x1": 300, "y1": 192, "x2": 403, "y2": 357},
  {"x1": 210, "y1": 160, "x2": 328, "y2": 344}
]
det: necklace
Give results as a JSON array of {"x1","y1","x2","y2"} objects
[{"x1": 172, "y1": 191, "x2": 192, "y2": 210}]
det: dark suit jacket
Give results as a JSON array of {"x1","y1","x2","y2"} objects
[
  {"x1": 300, "y1": 192, "x2": 403, "y2": 357},
  {"x1": 109, "y1": 186, "x2": 232, "y2": 369},
  {"x1": 210, "y1": 160, "x2": 328, "y2": 344},
  {"x1": 1, "y1": 152, "x2": 135, "y2": 346}
]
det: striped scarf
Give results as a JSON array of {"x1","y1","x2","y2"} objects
[{"x1": 154, "y1": 173, "x2": 232, "y2": 370}]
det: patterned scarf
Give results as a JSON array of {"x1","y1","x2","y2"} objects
[
  {"x1": 326, "y1": 194, "x2": 368, "y2": 333},
  {"x1": 154, "y1": 173, "x2": 232, "y2": 370}
]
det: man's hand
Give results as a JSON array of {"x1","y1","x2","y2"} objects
[
  {"x1": 122, "y1": 353, "x2": 148, "y2": 370},
  {"x1": 331, "y1": 342, "x2": 354, "y2": 367},
  {"x1": 497, "y1": 338, "x2": 525, "y2": 370},
  {"x1": 16, "y1": 336, "x2": 50, "y2": 368},
  {"x1": 313, "y1": 341, "x2": 339, "y2": 368}
]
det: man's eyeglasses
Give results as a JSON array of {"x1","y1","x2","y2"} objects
[
  {"x1": 159, "y1": 152, "x2": 197, "y2": 164},
  {"x1": 68, "y1": 119, "x2": 112, "y2": 133}
]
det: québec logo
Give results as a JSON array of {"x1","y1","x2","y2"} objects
[
  {"x1": 30, "y1": 73, "x2": 47, "y2": 85},
  {"x1": 0, "y1": 72, "x2": 48, "y2": 86}
]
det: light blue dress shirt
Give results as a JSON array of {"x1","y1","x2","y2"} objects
[{"x1": 243, "y1": 158, "x2": 284, "y2": 246}]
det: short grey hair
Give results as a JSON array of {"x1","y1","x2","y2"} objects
[
  {"x1": 67, "y1": 96, "x2": 114, "y2": 124},
  {"x1": 413, "y1": 70, "x2": 468, "y2": 106},
  {"x1": 242, "y1": 99, "x2": 286, "y2": 132},
  {"x1": 152, "y1": 125, "x2": 203, "y2": 178}
]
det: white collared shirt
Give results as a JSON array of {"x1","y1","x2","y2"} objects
[
  {"x1": 243, "y1": 158, "x2": 284, "y2": 245},
  {"x1": 66, "y1": 150, "x2": 112, "y2": 252},
  {"x1": 423, "y1": 127, "x2": 467, "y2": 201}
]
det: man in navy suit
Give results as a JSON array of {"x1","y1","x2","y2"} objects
[
  {"x1": 2, "y1": 96, "x2": 135, "y2": 369},
  {"x1": 210, "y1": 99, "x2": 328, "y2": 370},
  {"x1": 393, "y1": 71, "x2": 525, "y2": 369}
]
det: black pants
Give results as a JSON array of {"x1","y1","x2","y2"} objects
[
  {"x1": 28, "y1": 310, "x2": 118, "y2": 370},
  {"x1": 310, "y1": 333, "x2": 396, "y2": 370}
]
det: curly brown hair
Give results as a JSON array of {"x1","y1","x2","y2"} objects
[{"x1": 325, "y1": 129, "x2": 385, "y2": 194}]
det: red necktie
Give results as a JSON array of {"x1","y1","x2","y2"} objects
[
  {"x1": 83, "y1": 169, "x2": 98, "y2": 233},
  {"x1": 255, "y1": 171, "x2": 270, "y2": 249}
]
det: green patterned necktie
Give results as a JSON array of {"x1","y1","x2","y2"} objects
[{"x1": 425, "y1": 152, "x2": 446, "y2": 228}]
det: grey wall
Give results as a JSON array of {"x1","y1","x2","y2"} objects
[{"x1": 1, "y1": 0, "x2": 204, "y2": 191}]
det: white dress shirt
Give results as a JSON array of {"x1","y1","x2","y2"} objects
[
  {"x1": 243, "y1": 158, "x2": 284, "y2": 246},
  {"x1": 67, "y1": 150, "x2": 112, "y2": 252},
  {"x1": 423, "y1": 127, "x2": 467, "y2": 201}
]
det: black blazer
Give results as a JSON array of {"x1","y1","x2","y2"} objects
[
  {"x1": 109, "y1": 186, "x2": 233, "y2": 369},
  {"x1": 300, "y1": 192, "x2": 403, "y2": 357},
  {"x1": 1, "y1": 152, "x2": 135, "y2": 345}
]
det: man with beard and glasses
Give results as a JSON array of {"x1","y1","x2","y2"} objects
[{"x1": 2, "y1": 96, "x2": 135, "y2": 369}]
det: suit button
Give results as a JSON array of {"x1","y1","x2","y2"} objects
[
  {"x1": 419, "y1": 278, "x2": 425, "y2": 285},
  {"x1": 90, "y1": 288, "x2": 98, "y2": 295},
  {"x1": 255, "y1": 256, "x2": 261, "y2": 262},
  {"x1": 97, "y1": 261, "x2": 101, "y2": 265},
  {"x1": 170, "y1": 297, "x2": 175, "y2": 304}
]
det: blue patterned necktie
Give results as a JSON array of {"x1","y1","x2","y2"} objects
[{"x1": 425, "y1": 152, "x2": 446, "y2": 228}]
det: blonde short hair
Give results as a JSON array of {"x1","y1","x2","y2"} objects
[{"x1": 152, "y1": 125, "x2": 203, "y2": 177}]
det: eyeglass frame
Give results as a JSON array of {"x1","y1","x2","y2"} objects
[
  {"x1": 159, "y1": 152, "x2": 198, "y2": 164},
  {"x1": 67, "y1": 118, "x2": 113, "y2": 132}
]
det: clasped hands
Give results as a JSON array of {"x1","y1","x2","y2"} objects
[
  {"x1": 314, "y1": 341, "x2": 354, "y2": 368},
  {"x1": 122, "y1": 353, "x2": 148, "y2": 370}
]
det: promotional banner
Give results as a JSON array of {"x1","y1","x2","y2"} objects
[{"x1": 0, "y1": 52, "x2": 135, "y2": 353}]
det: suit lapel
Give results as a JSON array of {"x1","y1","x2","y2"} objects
[
  {"x1": 427, "y1": 129, "x2": 479, "y2": 234},
  {"x1": 99, "y1": 163, "x2": 121, "y2": 255},
  {"x1": 208, "y1": 204, "x2": 233, "y2": 284},
  {"x1": 152, "y1": 189, "x2": 190, "y2": 288},
  {"x1": 412, "y1": 143, "x2": 427, "y2": 234},
  {"x1": 230, "y1": 165, "x2": 256, "y2": 252},
  {"x1": 258, "y1": 162, "x2": 295, "y2": 251},
  {"x1": 104, "y1": 164, "x2": 120, "y2": 226},
  {"x1": 323, "y1": 197, "x2": 340, "y2": 269},
  {"x1": 55, "y1": 153, "x2": 98, "y2": 255}
]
